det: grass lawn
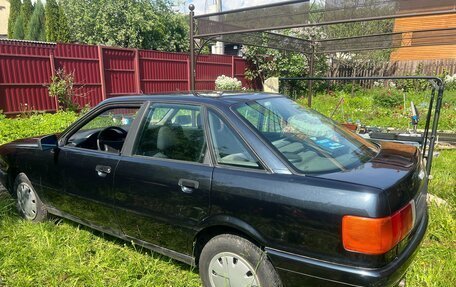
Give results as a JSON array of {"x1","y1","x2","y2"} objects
[
  {"x1": 0, "y1": 89, "x2": 455, "y2": 286},
  {"x1": 0, "y1": 150, "x2": 454, "y2": 286},
  {"x1": 297, "y1": 89, "x2": 456, "y2": 131}
]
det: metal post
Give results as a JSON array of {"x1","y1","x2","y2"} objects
[
  {"x1": 189, "y1": 4, "x2": 196, "y2": 91},
  {"x1": 425, "y1": 84, "x2": 445, "y2": 177},
  {"x1": 421, "y1": 87, "x2": 435, "y2": 158},
  {"x1": 307, "y1": 44, "x2": 315, "y2": 107}
]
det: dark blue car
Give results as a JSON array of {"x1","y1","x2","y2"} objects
[{"x1": 0, "y1": 93, "x2": 428, "y2": 287}]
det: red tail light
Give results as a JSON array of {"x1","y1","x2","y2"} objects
[{"x1": 342, "y1": 201, "x2": 415, "y2": 255}]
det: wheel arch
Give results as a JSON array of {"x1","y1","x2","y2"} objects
[{"x1": 193, "y1": 215, "x2": 267, "y2": 264}]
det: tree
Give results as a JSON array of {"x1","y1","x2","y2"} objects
[
  {"x1": 45, "y1": 0, "x2": 70, "y2": 42},
  {"x1": 59, "y1": 0, "x2": 188, "y2": 51},
  {"x1": 45, "y1": 0, "x2": 59, "y2": 41},
  {"x1": 20, "y1": 0, "x2": 34, "y2": 36},
  {"x1": 56, "y1": 6, "x2": 71, "y2": 42},
  {"x1": 12, "y1": 14, "x2": 25, "y2": 39},
  {"x1": 26, "y1": 0, "x2": 45, "y2": 41},
  {"x1": 7, "y1": 0, "x2": 21, "y2": 38}
]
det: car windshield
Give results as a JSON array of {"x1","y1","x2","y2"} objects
[{"x1": 236, "y1": 97, "x2": 379, "y2": 174}]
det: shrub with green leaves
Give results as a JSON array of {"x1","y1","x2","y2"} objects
[
  {"x1": 372, "y1": 87, "x2": 403, "y2": 108},
  {"x1": 48, "y1": 69, "x2": 80, "y2": 112},
  {"x1": 0, "y1": 112, "x2": 78, "y2": 145},
  {"x1": 215, "y1": 75, "x2": 242, "y2": 91}
]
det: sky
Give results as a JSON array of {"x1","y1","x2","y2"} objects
[{"x1": 179, "y1": 0, "x2": 284, "y2": 14}]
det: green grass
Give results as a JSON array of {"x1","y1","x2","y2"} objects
[
  {"x1": 0, "y1": 151, "x2": 454, "y2": 286},
  {"x1": 0, "y1": 91, "x2": 455, "y2": 286},
  {"x1": 297, "y1": 89, "x2": 456, "y2": 131}
]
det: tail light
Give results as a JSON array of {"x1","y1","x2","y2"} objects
[{"x1": 342, "y1": 200, "x2": 416, "y2": 255}]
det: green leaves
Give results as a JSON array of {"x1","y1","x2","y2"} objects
[
  {"x1": 0, "y1": 112, "x2": 78, "y2": 145},
  {"x1": 45, "y1": 0, "x2": 70, "y2": 43},
  {"x1": 59, "y1": 0, "x2": 188, "y2": 51},
  {"x1": 7, "y1": 0, "x2": 22, "y2": 39},
  {"x1": 26, "y1": 0, "x2": 46, "y2": 41}
]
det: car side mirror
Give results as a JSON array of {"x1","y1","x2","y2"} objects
[{"x1": 39, "y1": 134, "x2": 59, "y2": 151}]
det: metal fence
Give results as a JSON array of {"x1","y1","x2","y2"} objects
[{"x1": 0, "y1": 40, "x2": 248, "y2": 114}]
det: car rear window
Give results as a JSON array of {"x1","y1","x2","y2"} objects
[{"x1": 236, "y1": 97, "x2": 379, "y2": 174}]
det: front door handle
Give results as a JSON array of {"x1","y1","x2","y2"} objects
[
  {"x1": 95, "y1": 165, "x2": 111, "y2": 178},
  {"x1": 178, "y1": 179, "x2": 199, "y2": 194}
]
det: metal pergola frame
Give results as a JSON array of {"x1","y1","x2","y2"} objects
[
  {"x1": 187, "y1": 1, "x2": 452, "y2": 177},
  {"x1": 189, "y1": 1, "x2": 456, "y2": 93}
]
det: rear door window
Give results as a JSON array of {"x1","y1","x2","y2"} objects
[{"x1": 134, "y1": 104, "x2": 206, "y2": 163}]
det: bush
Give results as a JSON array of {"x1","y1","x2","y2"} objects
[
  {"x1": 48, "y1": 69, "x2": 80, "y2": 112},
  {"x1": 215, "y1": 75, "x2": 242, "y2": 91},
  {"x1": 372, "y1": 87, "x2": 403, "y2": 108},
  {"x1": 0, "y1": 111, "x2": 78, "y2": 145}
]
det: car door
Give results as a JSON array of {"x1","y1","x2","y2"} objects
[
  {"x1": 113, "y1": 102, "x2": 213, "y2": 255},
  {"x1": 50, "y1": 104, "x2": 142, "y2": 233}
]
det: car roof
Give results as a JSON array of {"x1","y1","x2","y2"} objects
[{"x1": 101, "y1": 92, "x2": 284, "y2": 107}]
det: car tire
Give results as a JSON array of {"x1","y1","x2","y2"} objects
[
  {"x1": 199, "y1": 234, "x2": 282, "y2": 287},
  {"x1": 14, "y1": 173, "x2": 48, "y2": 222}
]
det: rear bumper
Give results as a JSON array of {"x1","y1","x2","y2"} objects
[{"x1": 267, "y1": 211, "x2": 428, "y2": 287}]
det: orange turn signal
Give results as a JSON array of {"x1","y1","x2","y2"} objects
[{"x1": 342, "y1": 201, "x2": 415, "y2": 255}]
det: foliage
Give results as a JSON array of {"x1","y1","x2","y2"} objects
[
  {"x1": 59, "y1": 0, "x2": 188, "y2": 52},
  {"x1": 20, "y1": 0, "x2": 34, "y2": 36},
  {"x1": 243, "y1": 30, "x2": 328, "y2": 97},
  {"x1": 298, "y1": 88, "x2": 456, "y2": 131},
  {"x1": 48, "y1": 69, "x2": 80, "y2": 112},
  {"x1": 12, "y1": 14, "x2": 25, "y2": 39},
  {"x1": 7, "y1": 0, "x2": 21, "y2": 38},
  {"x1": 26, "y1": 0, "x2": 46, "y2": 41},
  {"x1": 0, "y1": 111, "x2": 78, "y2": 145},
  {"x1": 215, "y1": 75, "x2": 242, "y2": 91},
  {"x1": 372, "y1": 86, "x2": 403, "y2": 108},
  {"x1": 444, "y1": 74, "x2": 456, "y2": 91},
  {"x1": 45, "y1": 0, "x2": 58, "y2": 42},
  {"x1": 45, "y1": 0, "x2": 70, "y2": 43}
]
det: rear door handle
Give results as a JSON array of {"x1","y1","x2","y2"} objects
[
  {"x1": 95, "y1": 165, "x2": 111, "y2": 177},
  {"x1": 178, "y1": 179, "x2": 199, "y2": 194}
]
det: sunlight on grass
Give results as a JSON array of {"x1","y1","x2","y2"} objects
[{"x1": 0, "y1": 151, "x2": 454, "y2": 287}]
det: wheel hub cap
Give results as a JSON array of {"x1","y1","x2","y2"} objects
[
  {"x1": 17, "y1": 182, "x2": 37, "y2": 220},
  {"x1": 208, "y1": 252, "x2": 259, "y2": 287}
]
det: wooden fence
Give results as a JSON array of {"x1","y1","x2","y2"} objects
[{"x1": 332, "y1": 59, "x2": 456, "y2": 88}]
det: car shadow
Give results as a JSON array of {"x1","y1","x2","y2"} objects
[{"x1": 0, "y1": 187, "x2": 198, "y2": 275}]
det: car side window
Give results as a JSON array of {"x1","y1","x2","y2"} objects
[
  {"x1": 135, "y1": 104, "x2": 206, "y2": 163},
  {"x1": 66, "y1": 107, "x2": 139, "y2": 153},
  {"x1": 208, "y1": 110, "x2": 261, "y2": 169}
]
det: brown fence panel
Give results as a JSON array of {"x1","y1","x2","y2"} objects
[
  {"x1": 139, "y1": 50, "x2": 189, "y2": 93},
  {"x1": 102, "y1": 47, "x2": 137, "y2": 98},
  {"x1": 0, "y1": 41, "x2": 56, "y2": 114},
  {"x1": 0, "y1": 40, "x2": 249, "y2": 115},
  {"x1": 54, "y1": 43, "x2": 103, "y2": 108},
  {"x1": 196, "y1": 54, "x2": 233, "y2": 90}
]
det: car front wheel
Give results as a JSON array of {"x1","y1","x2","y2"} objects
[
  {"x1": 14, "y1": 173, "x2": 48, "y2": 222},
  {"x1": 199, "y1": 234, "x2": 282, "y2": 287}
]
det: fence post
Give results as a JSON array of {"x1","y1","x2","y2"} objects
[
  {"x1": 134, "y1": 49, "x2": 141, "y2": 94},
  {"x1": 98, "y1": 45, "x2": 107, "y2": 100},
  {"x1": 187, "y1": 58, "x2": 191, "y2": 91},
  {"x1": 231, "y1": 56, "x2": 235, "y2": 78},
  {"x1": 49, "y1": 52, "x2": 59, "y2": 111}
]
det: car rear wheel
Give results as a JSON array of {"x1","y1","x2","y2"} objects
[
  {"x1": 199, "y1": 234, "x2": 282, "y2": 287},
  {"x1": 14, "y1": 173, "x2": 47, "y2": 222}
]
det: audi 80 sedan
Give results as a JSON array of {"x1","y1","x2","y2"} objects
[{"x1": 0, "y1": 93, "x2": 428, "y2": 287}]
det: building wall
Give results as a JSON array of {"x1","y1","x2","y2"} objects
[
  {"x1": 391, "y1": 14, "x2": 456, "y2": 61},
  {"x1": 0, "y1": 0, "x2": 10, "y2": 37}
]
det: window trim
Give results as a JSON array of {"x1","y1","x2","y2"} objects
[
  {"x1": 206, "y1": 108, "x2": 267, "y2": 171},
  {"x1": 59, "y1": 103, "x2": 145, "y2": 156},
  {"x1": 129, "y1": 101, "x2": 212, "y2": 166}
]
